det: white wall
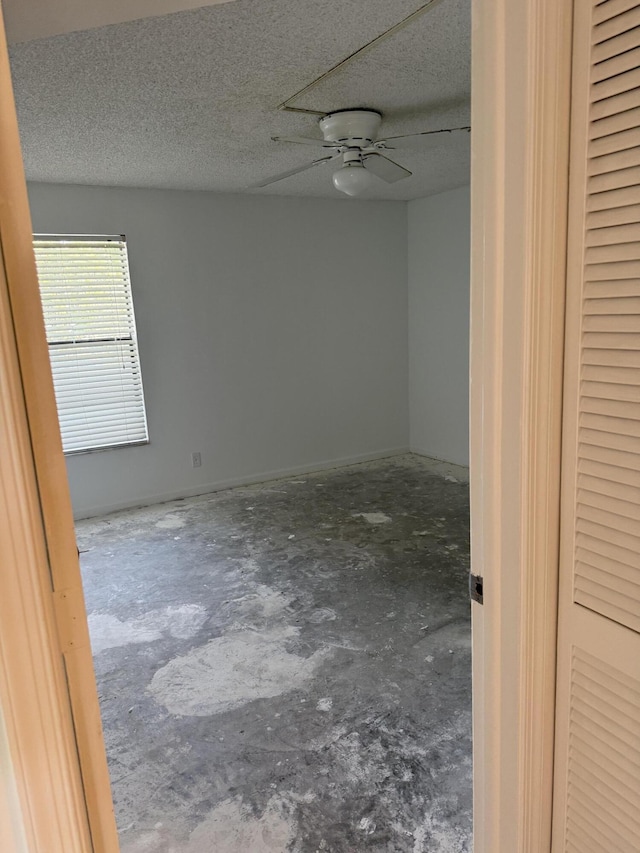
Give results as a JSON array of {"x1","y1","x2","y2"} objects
[
  {"x1": 408, "y1": 185, "x2": 470, "y2": 466},
  {"x1": 28, "y1": 184, "x2": 409, "y2": 517}
]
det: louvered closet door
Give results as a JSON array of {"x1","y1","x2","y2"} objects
[{"x1": 551, "y1": 1, "x2": 640, "y2": 850}]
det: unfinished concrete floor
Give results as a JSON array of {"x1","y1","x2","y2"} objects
[{"x1": 78, "y1": 454, "x2": 472, "y2": 852}]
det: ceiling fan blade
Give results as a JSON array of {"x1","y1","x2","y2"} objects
[
  {"x1": 272, "y1": 135, "x2": 340, "y2": 149},
  {"x1": 250, "y1": 154, "x2": 339, "y2": 189},
  {"x1": 362, "y1": 152, "x2": 412, "y2": 183},
  {"x1": 376, "y1": 125, "x2": 471, "y2": 150}
]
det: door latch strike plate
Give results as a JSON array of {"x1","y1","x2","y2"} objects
[{"x1": 469, "y1": 573, "x2": 483, "y2": 605}]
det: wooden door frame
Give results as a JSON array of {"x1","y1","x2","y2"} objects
[
  {"x1": 0, "y1": 5, "x2": 118, "y2": 850},
  {"x1": 470, "y1": 0, "x2": 573, "y2": 850},
  {"x1": 1, "y1": 0, "x2": 575, "y2": 849}
]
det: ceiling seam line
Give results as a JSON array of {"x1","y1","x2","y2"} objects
[{"x1": 277, "y1": 0, "x2": 447, "y2": 116}]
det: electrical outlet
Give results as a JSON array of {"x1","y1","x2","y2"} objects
[{"x1": 191, "y1": 451, "x2": 202, "y2": 468}]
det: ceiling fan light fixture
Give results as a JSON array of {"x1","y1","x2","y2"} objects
[
  {"x1": 332, "y1": 162, "x2": 375, "y2": 197},
  {"x1": 259, "y1": 107, "x2": 469, "y2": 193}
]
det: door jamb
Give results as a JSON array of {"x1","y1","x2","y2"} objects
[
  {"x1": 0, "y1": 0, "x2": 575, "y2": 847},
  {"x1": 470, "y1": 0, "x2": 573, "y2": 850},
  {"x1": 0, "y1": 7, "x2": 119, "y2": 850}
]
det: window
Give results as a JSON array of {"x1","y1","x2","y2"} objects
[{"x1": 33, "y1": 235, "x2": 149, "y2": 454}]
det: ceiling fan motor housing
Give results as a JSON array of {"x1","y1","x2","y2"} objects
[{"x1": 319, "y1": 109, "x2": 382, "y2": 147}]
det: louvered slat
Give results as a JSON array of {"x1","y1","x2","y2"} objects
[
  {"x1": 585, "y1": 266, "x2": 640, "y2": 285},
  {"x1": 581, "y1": 410, "x2": 640, "y2": 436},
  {"x1": 576, "y1": 531, "x2": 640, "y2": 572},
  {"x1": 584, "y1": 297, "x2": 640, "y2": 315},
  {"x1": 575, "y1": 580, "x2": 640, "y2": 631},
  {"x1": 571, "y1": 730, "x2": 639, "y2": 791},
  {"x1": 578, "y1": 499, "x2": 640, "y2": 535},
  {"x1": 579, "y1": 453, "x2": 640, "y2": 482},
  {"x1": 579, "y1": 442, "x2": 640, "y2": 473},
  {"x1": 582, "y1": 313, "x2": 640, "y2": 332},
  {"x1": 588, "y1": 145, "x2": 640, "y2": 177},
  {"x1": 577, "y1": 515, "x2": 640, "y2": 554},
  {"x1": 592, "y1": 22, "x2": 640, "y2": 62},
  {"x1": 594, "y1": 0, "x2": 640, "y2": 26},
  {"x1": 569, "y1": 780, "x2": 639, "y2": 844},
  {"x1": 591, "y1": 88, "x2": 640, "y2": 122},
  {"x1": 590, "y1": 126, "x2": 640, "y2": 157},
  {"x1": 571, "y1": 705, "x2": 640, "y2": 764},
  {"x1": 589, "y1": 167, "x2": 640, "y2": 196},
  {"x1": 587, "y1": 202, "x2": 640, "y2": 228},
  {"x1": 578, "y1": 470, "x2": 640, "y2": 501},
  {"x1": 577, "y1": 547, "x2": 640, "y2": 586},
  {"x1": 591, "y1": 107, "x2": 640, "y2": 142},
  {"x1": 578, "y1": 483, "x2": 640, "y2": 519},
  {"x1": 587, "y1": 184, "x2": 640, "y2": 212},
  {"x1": 33, "y1": 236, "x2": 149, "y2": 454},
  {"x1": 589, "y1": 109, "x2": 640, "y2": 144},
  {"x1": 567, "y1": 796, "x2": 633, "y2": 852},
  {"x1": 565, "y1": 0, "x2": 640, "y2": 728},
  {"x1": 594, "y1": 4, "x2": 640, "y2": 42},
  {"x1": 584, "y1": 282, "x2": 640, "y2": 301},
  {"x1": 566, "y1": 835, "x2": 596, "y2": 853},
  {"x1": 566, "y1": 649, "x2": 640, "y2": 851},
  {"x1": 580, "y1": 424, "x2": 640, "y2": 450},
  {"x1": 570, "y1": 3, "x2": 640, "y2": 637},
  {"x1": 581, "y1": 396, "x2": 640, "y2": 420},
  {"x1": 579, "y1": 482, "x2": 640, "y2": 518},
  {"x1": 569, "y1": 757, "x2": 640, "y2": 828},
  {"x1": 566, "y1": 816, "x2": 619, "y2": 853},
  {"x1": 591, "y1": 66, "x2": 640, "y2": 102},
  {"x1": 581, "y1": 379, "x2": 640, "y2": 402},
  {"x1": 582, "y1": 350, "x2": 640, "y2": 370},
  {"x1": 583, "y1": 335, "x2": 640, "y2": 355}
]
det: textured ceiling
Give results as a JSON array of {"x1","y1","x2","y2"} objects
[
  {"x1": 9, "y1": 0, "x2": 471, "y2": 200},
  {"x1": 3, "y1": 0, "x2": 237, "y2": 44}
]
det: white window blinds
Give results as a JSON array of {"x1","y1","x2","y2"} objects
[{"x1": 33, "y1": 236, "x2": 149, "y2": 454}]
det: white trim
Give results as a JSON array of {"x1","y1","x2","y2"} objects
[
  {"x1": 409, "y1": 445, "x2": 470, "y2": 477},
  {"x1": 72, "y1": 446, "x2": 411, "y2": 519}
]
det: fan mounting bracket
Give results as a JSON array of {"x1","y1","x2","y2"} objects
[{"x1": 319, "y1": 109, "x2": 382, "y2": 148}]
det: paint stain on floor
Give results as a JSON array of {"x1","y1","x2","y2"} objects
[
  {"x1": 149, "y1": 623, "x2": 332, "y2": 716},
  {"x1": 122, "y1": 796, "x2": 296, "y2": 853},
  {"x1": 89, "y1": 605, "x2": 208, "y2": 653},
  {"x1": 78, "y1": 454, "x2": 472, "y2": 852}
]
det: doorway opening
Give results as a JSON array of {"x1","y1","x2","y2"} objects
[{"x1": 5, "y1": 0, "x2": 473, "y2": 848}]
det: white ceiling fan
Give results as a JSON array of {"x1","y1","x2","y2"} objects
[{"x1": 253, "y1": 109, "x2": 470, "y2": 197}]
